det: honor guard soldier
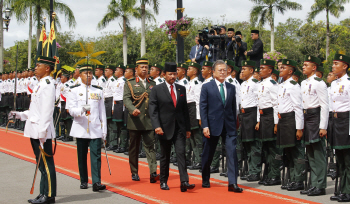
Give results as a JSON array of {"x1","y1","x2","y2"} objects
[
  {"x1": 186, "y1": 62, "x2": 203, "y2": 170},
  {"x1": 67, "y1": 64, "x2": 107, "y2": 192},
  {"x1": 201, "y1": 61, "x2": 213, "y2": 84},
  {"x1": 11, "y1": 56, "x2": 57, "y2": 204},
  {"x1": 150, "y1": 63, "x2": 164, "y2": 85},
  {"x1": 328, "y1": 54, "x2": 350, "y2": 202},
  {"x1": 15, "y1": 71, "x2": 22, "y2": 130},
  {"x1": 240, "y1": 60, "x2": 261, "y2": 181},
  {"x1": 292, "y1": 70, "x2": 302, "y2": 83},
  {"x1": 95, "y1": 65, "x2": 107, "y2": 89},
  {"x1": 59, "y1": 69, "x2": 74, "y2": 142},
  {"x1": 277, "y1": 59, "x2": 305, "y2": 191},
  {"x1": 104, "y1": 65, "x2": 118, "y2": 151},
  {"x1": 271, "y1": 69, "x2": 279, "y2": 82},
  {"x1": 226, "y1": 60, "x2": 241, "y2": 113},
  {"x1": 256, "y1": 59, "x2": 282, "y2": 186},
  {"x1": 176, "y1": 63, "x2": 189, "y2": 86},
  {"x1": 123, "y1": 58, "x2": 159, "y2": 182},
  {"x1": 112, "y1": 64, "x2": 128, "y2": 153},
  {"x1": 316, "y1": 66, "x2": 324, "y2": 79},
  {"x1": 299, "y1": 55, "x2": 328, "y2": 196},
  {"x1": 3, "y1": 72, "x2": 11, "y2": 127},
  {"x1": 0, "y1": 73, "x2": 3, "y2": 126}
]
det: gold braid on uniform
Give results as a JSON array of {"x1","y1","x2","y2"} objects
[{"x1": 127, "y1": 81, "x2": 149, "y2": 108}]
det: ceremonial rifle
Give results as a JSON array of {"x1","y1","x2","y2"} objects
[{"x1": 6, "y1": 45, "x2": 18, "y2": 132}]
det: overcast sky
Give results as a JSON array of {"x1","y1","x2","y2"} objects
[{"x1": 3, "y1": 0, "x2": 350, "y2": 48}]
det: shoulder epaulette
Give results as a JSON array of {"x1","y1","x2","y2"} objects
[
  {"x1": 210, "y1": 79, "x2": 214, "y2": 81},
  {"x1": 184, "y1": 80, "x2": 188, "y2": 85},
  {"x1": 290, "y1": 80, "x2": 297, "y2": 85},
  {"x1": 46, "y1": 79, "x2": 50, "y2": 84},
  {"x1": 128, "y1": 78, "x2": 135, "y2": 81},
  {"x1": 195, "y1": 80, "x2": 198, "y2": 85},
  {"x1": 158, "y1": 78, "x2": 162, "y2": 82},
  {"x1": 70, "y1": 84, "x2": 81, "y2": 89},
  {"x1": 229, "y1": 78, "x2": 233, "y2": 83},
  {"x1": 252, "y1": 79, "x2": 259, "y2": 83},
  {"x1": 175, "y1": 79, "x2": 179, "y2": 82},
  {"x1": 348, "y1": 78, "x2": 350, "y2": 81},
  {"x1": 270, "y1": 79, "x2": 277, "y2": 84},
  {"x1": 65, "y1": 84, "x2": 69, "y2": 87},
  {"x1": 92, "y1": 85, "x2": 103, "y2": 90},
  {"x1": 111, "y1": 78, "x2": 115, "y2": 82},
  {"x1": 102, "y1": 79, "x2": 105, "y2": 82},
  {"x1": 123, "y1": 78, "x2": 127, "y2": 82},
  {"x1": 33, "y1": 78, "x2": 37, "y2": 80},
  {"x1": 314, "y1": 77, "x2": 322, "y2": 82}
]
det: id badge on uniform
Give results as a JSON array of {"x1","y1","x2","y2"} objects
[
  {"x1": 334, "y1": 112, "x2": 337, "y2": 118},
  {"x1": 278, "y1": 113, "x2": 281, "y2": 119}
]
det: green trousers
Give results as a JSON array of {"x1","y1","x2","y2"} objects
[
  {"x1": 77, "y1": 138, "x2": 101, "y2": 185},
  {"x1": 335, "y1": 148, "x2": 350, "y2": 194},
  {"x1": 107, "y1": 119, "x2": 118, "y2": 147},
  {"x1": 243, "y1": 140, "x2": 262, "y2": 175},
  {"x1": 63, "y1": 119, "x2": 73, "y2": 140},
  {"x1": 115, "y1": 122, "x2": 128, "y2": 148},
  {"x1": 211, "y1": 137, "x2": 222, "y2": 168},
  {"x1": 306, "y1": 139, "x2": 327, "y2": 189},
  {"x1": 189, "y1": 128, "x2": 202, "y2": 164},
  {"x1": 262, "y1": 140, "x2": 282, "y2": 178},
  {"x1": 285, "y1": 140, "x2": 305, "y2": 182},
  {"x1": 128, "y1": 130, "x2": 157, "y2": 174},
  {"x1": 30, "y1": 138, "x2": 57, "y2": 197}
]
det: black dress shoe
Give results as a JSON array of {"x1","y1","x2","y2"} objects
[
  {"x1": 93, "y1": 182, "x2": 106, "y2": 192},
  {"x1": 180, "y1": 181, "x2": 195, "y2": 192},
  {"x1": 240, "y1": 175, "x2": 248, "y2": 180},
  {"x1": 57, "y1": 136, "x2": 64, "y2": 140},
  {"x1": 106, "y1": 145, "x2": 118, "y2": 151},
  {"x1": 188, "y1": 163, "x2": 201, "y2": 170},
  {"x1": 185, "y1": 160, "x2": 191, "y2": 166},
  {"x1": 202, "y1": 181, "x2": 210, "y2": 188},
  {"x1": 338, "y1": 194, "x2": 350, "y2": 202},
  {"x1": 80, "y1": 182, "x2": 88, "y2": 189},
  {"x1": 246, "y1": 174, "x2": 260, "y2": 182},
  {"x1": 264, "y1": 178, "x2": 281, "y2": 186},
  {"x1": 150, "y1": 172, "x2": 160, "y2": 183},
  {"x1": 220, "y1": 172, "x2": 228, "y2": 177},
  {"x1": 31, "y1": 195, "x2": 55, "y2": 204},
  {"x1": 28, "y1": 194, "x2": 43, "y2": 203},
  {"x1": 300, "y1": 186, "x2": 315, "y2": 194},
  {"x1": 138, "y1": 152, "x2": 146, "y2": 158},
  {"x1": 307, "y1": 187, "x2": 325, "y2": 196},
  {"x1": 173, "y1": 162, "x2": 178, "y2": 166},
  {"x1": 210, "y1": 166, "x2": 219, "y2": 173},
  {"x1": 160, "y1": 183, "x2": 169, "y2": 190},
  {"x1": 170, "y1": 157, "x2": 177, "y2": 163},
  {"x1": 287, "y1": 182, "x2": 304, "y2": 191},
  {"x1": 132, "y1": 174, "x2": 140, "y2": 181},
  {"x1": 281, "y1": 182, "x2": 292, "y2": 190},
  {"x1": 114, "y1": 147, "x2": 126, "y2": 153},
  {"x1": 258, "y1": 178, "x2": 269, "y2": 185},
  {"x1": 330, "y1": 194, "x2": 341, "y2": 201},
  {"x1": 124, "y1": 151, "x2": 129, "y2": 155},
  {"x1": 228, "y1": 184, "x2": 243, "y2": 192}
]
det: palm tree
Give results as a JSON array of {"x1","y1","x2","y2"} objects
[
  {"x1": 97, "y1": 0, "x2": 141, "y2": 65},
  {"x1": 140, "y1": 0, "x2": 159, "y2": 57},
  {"x1": 249, "y1": 0, "x2": 302, "y2": 52},
  {"x1": 308, "y1": 0, "x2": 350, "y2": 60}
]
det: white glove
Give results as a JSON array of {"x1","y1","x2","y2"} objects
[
  {"x1": 102, "y1": 133, "x2": 107, "y2": 141},
  {"x1": 81, "y1": 105, "x2": 91, "y2": 113},
  {"x1": 39, "y1": 138, "x2": 46, "y2": 148},
  {"x1": 9, "y1": 111, "x2": 20, "y2": 119}
]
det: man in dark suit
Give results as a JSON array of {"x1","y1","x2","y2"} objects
[
  {"x1": 189, "y1": 36, "x2": 208, "y2": 66},
  {"x1": 149, "y1": 62, "x2": 195, "y2": 192},
  {"x1": 200, "y1": 60, "x2": 243, "y2": 193},
  {"x1": 245, "y1": 30, "x2": 263, "y2": 68},
  {"x1": 234, "y1": 31, "x2": 247, "y2": 68}
]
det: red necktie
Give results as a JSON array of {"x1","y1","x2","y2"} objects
[{"x1": 170, "y1": 85, "x2": 176, "y2": 107}]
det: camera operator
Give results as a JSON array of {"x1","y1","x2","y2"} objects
[
  {"x1": 234, "y1": 31, "x2": 247, "y2": 67},
  {"x1": 204, "y1": 29, "x2": 219, "y2": 62},
  {"x1": 225, "y1": 28, "x2": 236, "y2": 61},
  {"x1": 244, "y1": 30, "x2": 263, "y2": 68},
  {"x1": 218, "y1": 26, "x2": 227, "y2": 60},
  {"x1": 189, "y1": 35, "x2": 208, "y2": 66}
]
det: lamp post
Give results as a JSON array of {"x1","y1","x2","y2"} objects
[
  {"x1": 3, "y1": 7, "x2": 11, "y2": 32},
  {"x1": 176, "y1": 0, "x2": 184, "y2": 63},
  {"x1": 0, "y1": 5, "x2": 12, "y2": 72}
]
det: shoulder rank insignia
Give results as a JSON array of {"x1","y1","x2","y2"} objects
[
  {"x1": 314, "y1": 77, "x2": 322, "y2": 82},
  {"x1": 184, "y1": 80, "x2": 188, "y2": 85},
  {"x1": 195, "y1": 80, "x2": 198, "y2": 85},
  {"x1": 158, "y1": 78, "x2": 162, "y2": 82},
  {"x1": 175, "y1": 79, "x2": 179, "y2": 82},
  {"x1": 46, "y1": 79, "x2": 50, "y2": 84},
  {"x1": 92, "y1": 85, "x2": 103, "y2": 90},
  {"x1": 210, "y1": 79, "x2": 214, "y2": 81},
  {"x1": 290, "y1": 80, "x2": 298, "y2": 85},
  {"x1": 123, "y1": 78, "x2": 127, "y2": 82},
  {"x1": 229, "y1": 78, "x2": 233, "y2": 83},
  {"x1": 270, "y1": 80, "x2": 277, "y2": 84},
  {"x1": 348, "y1": 78, "x2": 350, "y2": 81},
  {"x1": 111, "y1": 78, "x2": 115, "y2": 82},
  {"x1": 252, "y1": 79, "x2": 259, "y2": 83},
  {"x1": 65, "y1": 84, "x2": 69, "y2": 87},
  {"x1": 70, "y1": 84, "x2": 81, "y2": 89},
  {"x1": 102, "y1": 79, "x2": 106, "y2": 82}
]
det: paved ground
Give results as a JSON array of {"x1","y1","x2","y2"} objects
[{"x1": 0, "y1": 127, "x2": 336, "y2": 203}]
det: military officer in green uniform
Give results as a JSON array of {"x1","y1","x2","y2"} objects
[{"x1": 123, "y1": 58, "x2": 159, "y2": 182}]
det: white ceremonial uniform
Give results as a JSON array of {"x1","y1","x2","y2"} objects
[
  {"x1": 176, "y1": 77, "x2": 189, "y2": 88},
  {"x1": 301, "y1": 74, "x2": 329, "y2": 129},
  {"x1": 277, "y1": 77, "x2": 304, "y2": 129},
  {"x1": 112, "y1": 76, "x2": 126, "y2": 111},
  {"x1": 257, "y1": 76, "x2": 278, "y2": 124},
  {"x1": 226, "y1": 75, "x2": 241, "y2": 117},
  {"x1": 67, "y1": 84, "x2": 107, "y2": 139},
  {"x1": 97, "y1": 76, "x2": 107, "y2": 89},
  {"x1": 104, "y1": 76, "x2": 116, "y2": 99},
  {"x1": 202, "y1": 76, "x2": 213, "y2": 85},
  {"x1": 240, "y1": 75, "x2": 260, "y2": 120},
  {"x1": 187, "y1": 77, "x2": 202, "y2": 120},
  {"x1": 328, "y1": 87, "x2": 332, "y2": 112},
  {"x1": 16, "y1": 76, "x2": 56, "y2": 141},
  {"x1": 330, "y1": 74, "x2": 350, "y2": 112},
  {"x1": 27, "y1": 76, "x2": 38, "y2": 95},
  {"x1": 154, "y1": 76, "x2": 164, "y2": 85}
]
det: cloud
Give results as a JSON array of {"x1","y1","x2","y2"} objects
[{"x1": 3, "y1": 0, "x2": 350, "y2": 48}]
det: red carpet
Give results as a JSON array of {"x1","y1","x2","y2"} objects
[{"x1": 0, "y1": 128, "x2": 319, "y2": 204}]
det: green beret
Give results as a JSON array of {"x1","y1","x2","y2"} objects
[
  {"x1": 189, "y1": 62, "x2": 201, "y2": 71},
  {"x1": 254, "y1": 67, "x2": 260, "y2": 72},
  {"x1": 79, "y1": 64, "x2": 93, "y2": 73},
  {"x1": 272, "y1": 69, "x2": 280, "y2": 76},
  {"x1": 260, "y1": 59, "x2": 276, "y2": 67},
  {"x1": 241, "y1": 60, "x2": 256, "y2": 68},
  {"x1": 317, "y1": 66, "x2": 324, "y2": 73},
  {"x1": 61, "y1": 70, "x2": 70, "y2": 78},
  {"x1": 304, "y1": 55, "x2": 321, "y2": 66},
  {"x1": 96, "y1": 65, "x2": 105, "y2": 70},
  {"x1": 105, "y1": 65, "x2": 116, "y2": 72},
  {"x1": 281, "y1": 59, "x2": 297, "y2": 68},
  {"x1": 151, "y1": 63, "x2": 164, "y2": 71},
  {"x1": 177, "y1": 63, "x2": 188, "y2": 70},
  {"x1": 116, "y1": 64, "x2": 125, "y2": 70},
  {"x1": 126, "y1": 64, "x2": 136, "y2": 69},
  {"x1": 36, "y1": 55, "x2": 55, "y2": 66},
  {"x1": 225, "y1": 60, "x2": 235, "y2": 68},
  {"x1": 293, "y1": 69, "x2": 302, "y2": 77},
  {"x1": 233, "y1": 65, "x2": 240, "y2": 72},
  {"x1": 136, "y1": 58, "x2": 149, "y2": 65},
  {"x1": 334, "y1": 54, "x2": 350, "y2": 65},
  {"x1": 202, "y1": 61, "x2": 213, "y2": 68}
]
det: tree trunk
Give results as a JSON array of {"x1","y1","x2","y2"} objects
[
  {"x1": 0, "y1": 0, "x2": 3, "y2": 72},
  {"x1": 123, "y1": 16, "x2": 127, "y2": 65},
  {"x1": 326, "y1": 9, "x2": 330, "y2": 60},
  {"x1": 141, "y1": 4, "x2": 146, "y2": 57},
  {"x1": 28, "y1": 7, "x2": 33, "y2": 68},
  {"x1": 36, "y1": 5, "x2": 41, "y2": 48},
  {"x1": 270, "y1": 19, "x2": 275, "y2": 52}
]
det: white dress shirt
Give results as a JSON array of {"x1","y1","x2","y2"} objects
[
  {"x1": 258, "y1": 76, "x2": 278, "y2": 124},
  {"x1": 187, "y1": 77, "x2": 202, "y2": 119},
  {"x1": 176, "y1": 77, "x2": 189, "y2": 88},
  {"x1": 330, "y1": 74, "x2": 350, "y2": 112},
  {"x1": 165, "y1": 81, "x2": 177, "y2": 100},
  {"x1": 328, "y1": 87, "x2": 332, "y2": 112},
  {"x1": 203, "y1": 76, "x2": 213, "y2": 85},
  {"x1": 154, "y1": 76, "x2": 164, "y2": 85}
]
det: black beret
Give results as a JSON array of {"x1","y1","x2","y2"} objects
[
  {"x1": 164, "y1": 62, "x2": 177, "y2": 73},
  {"x1": 228, "y1": 28, "x2": 234, "y2": 32},
  {"x1": 251, "y1": 30, "x2": 259, "y2": 34},
  {"x1": 236, "y1": 31, "x2": 242, "y2": 35}
]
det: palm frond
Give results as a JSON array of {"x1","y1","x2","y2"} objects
[
  {"x1": 74, "y1": 59, "x2": 88, "y2": 67},
  {"x1": 67, "y1": 51, "x2": 87, "y2": 58},
  {"x1": 89, "y1": 59, "x2": 103, "y2": 65},
  {"x1": 79, "y1": 42, "x2": 86, "y2": 53},
  {"x1": 90, "y1": 51, "x2": 107, "y2": 58}
]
